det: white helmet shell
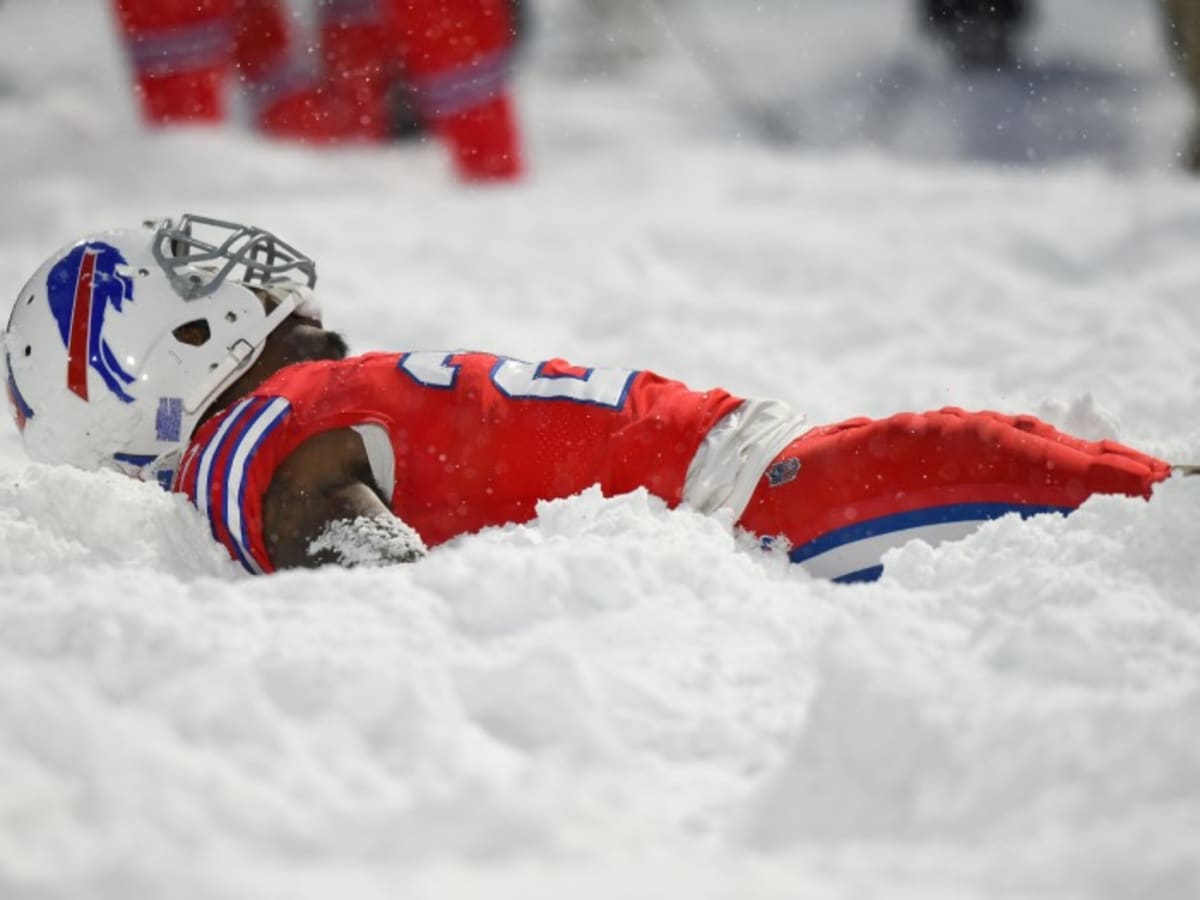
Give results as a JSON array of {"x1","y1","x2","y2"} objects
[{"x1": 3, "y1": 215, "x2": 317, "y2": 485}]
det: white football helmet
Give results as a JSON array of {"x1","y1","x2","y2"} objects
[{"x1": 3, "y1": 214, "x2": 319, "y2": 486}]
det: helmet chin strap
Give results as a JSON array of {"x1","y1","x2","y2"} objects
[{"x1": 182, "y1": 289, "x2": 299, "y2": 417}]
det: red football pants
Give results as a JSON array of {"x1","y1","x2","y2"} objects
[
  {"x1": 736, "y1": 408, "x2": 1172, "y2": 582},
  {"x1": 304, "y1": 0, "x2": 525, "y2": 175},
  {"x1": 113, "y1": 0, "x2": 296, "y2": 122},
  {"x1": 390, "y1": 0, "x2": 523, "y2": 179},
  {"x1": 112, "y1": 0, "x2": 239, "y2": 123}
]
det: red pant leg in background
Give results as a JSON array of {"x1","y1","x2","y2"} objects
[
  {"x1": 113, "y1": 0, "x2": 235, "y2": 123},
  {"x1": 737, "y1": 407, "x2": 1172, "y2": 582},
  {"x1": 318, "y1": 0, "x2": 391, "y2": 139},
  {"x1": 253, "y1": 0, "x2": 392, "y2": 142},
  {"x1": 233, "y1": 0, "x2": 313, "y2": 137},
  {"x1": 390, "y1": 0, "x2": 524, "y2": 180}
]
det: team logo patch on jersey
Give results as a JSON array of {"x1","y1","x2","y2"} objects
[
  {"x1": 46, "y1": 241, "x2": 137, "y2": 404},
  {"x1": 766, "y1": 457, "x2": 800, "y2": 487},
  {"x1": 156, "y1": 396, "x2": 183, "y2": 442}
]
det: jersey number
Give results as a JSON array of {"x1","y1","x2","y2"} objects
[{"x1": 398, "y1": 352, "x2": 636, "y2": 410}]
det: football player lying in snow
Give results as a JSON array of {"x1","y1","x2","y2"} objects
[{"x1": 2, "y1": 215, "x2": 1181, "y2": 582}]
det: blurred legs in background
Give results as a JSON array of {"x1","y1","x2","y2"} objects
[
  {"x1": 111, "y1": 0, "x2": 523, "y2": 181},
  {"x1": 243, "y1": 0, "x2": 389, "y2": 143},
  {"x1": 920, "y1": 0, "x2": 1030, "y2": 70},
  {"x1": 112, "y1": 0, "x2": 386, "y2": 138},
  {"x1": 112, "y1": 0, "x2": 237, "y2": 123},
  {"x1": 917, "y1": 0, "x2": 1200, "y2": 172},
  {"x1": 1163, "y1": 0, "x2": 1200, "y2": 171},
  {"x1": 390, "y1": 0, "x2": 523, "y2": 180}
]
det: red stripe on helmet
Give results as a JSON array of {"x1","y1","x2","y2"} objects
[{"x1": 66, "y1": 249, "x2": 98, "y2": 400}]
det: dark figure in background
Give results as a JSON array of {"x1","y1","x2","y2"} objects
[
  {"x1": 1163, "y1": 0, "x2": 1200, "y2": 171},
  {"x1": 921, "y1": 0, "x2": 1200, "y2": 173},
  {"x1": 922, "y1": 0, "x2": 1030, "y2": 70}
]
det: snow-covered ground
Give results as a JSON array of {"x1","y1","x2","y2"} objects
[{"x1": 3, "y1": 1, "x2": 1200, "y2": 898}]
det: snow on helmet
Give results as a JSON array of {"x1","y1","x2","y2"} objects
[{"x1": 3, "y1": 214, "x2": 318, "y2": 486}]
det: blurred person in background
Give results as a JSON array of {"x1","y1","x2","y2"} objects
[
  {"x1": 111, "y1": 0, "x2": 523, "y2": 181},
  {"x1": 920, "y1": 0, "x2": 1030, "y2": 70},
  {"x1": 1163, "y1": 0, "x2": 1200, "y2": 170},
  {"x1": 922, "y1": 0, "x2": 1200, "y2": 173}
]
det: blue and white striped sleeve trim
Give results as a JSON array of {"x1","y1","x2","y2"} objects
[{"x1": 195, "y1": 396, "x2": 291, "y2": 574}]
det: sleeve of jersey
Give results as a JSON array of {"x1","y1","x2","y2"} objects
[
  {"x1": 175, "y1": 396, "x2": 292, "y2": 575},
  {"x1": 606, "y1": 372, "x2": 743, "y2": 504}
]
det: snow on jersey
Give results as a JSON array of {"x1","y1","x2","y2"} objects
[{"x1": 175, "y1": 351, "x2": 743, "y2": 574}]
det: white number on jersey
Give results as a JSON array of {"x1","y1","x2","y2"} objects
[{"x1": 398, "y1": 352, "x2": 636, "y2": 410}]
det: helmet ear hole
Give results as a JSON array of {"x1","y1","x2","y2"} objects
[{"x1": 172, "y1": 319, "x2": 211, "y2": 347}]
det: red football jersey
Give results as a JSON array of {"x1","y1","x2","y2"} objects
[{"x1": 174, "y1": 351, "x2": 742, "y2": 573}]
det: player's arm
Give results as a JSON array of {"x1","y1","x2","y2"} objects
[{"x1": 262, "y1": 428, "x2": 426, "y2": 570}]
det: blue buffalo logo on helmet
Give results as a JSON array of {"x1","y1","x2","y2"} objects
[{"x1": 46, "y1": 241, "x2": 138, "y2": 404}]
